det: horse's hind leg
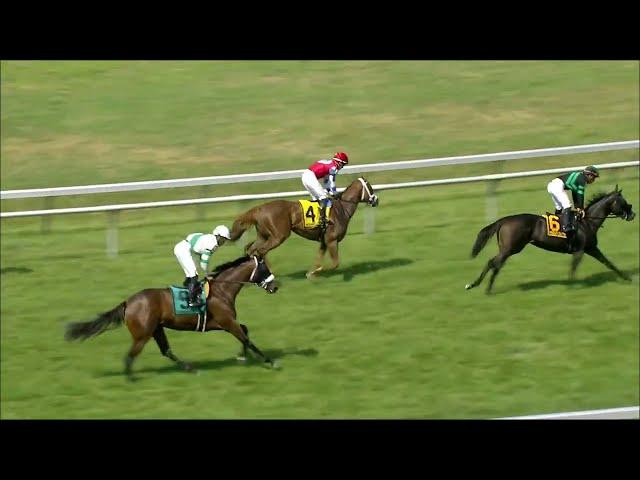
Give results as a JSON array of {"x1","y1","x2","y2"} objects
[
  {"x1": 244, "y1": 240, "x2": 255, "y2": 255},
  {"x1": 153, "y1": 326, "x2": 194, "y2": 372},
  {"x1": 486, "y1": 253, "x2": 511, "y2": 294},
  {"x1": 124, "y1": 336, "x2": 151, "y2": 381},
  {"x1": 466, "y1": 258, "x2": 494, "y2": 290}
]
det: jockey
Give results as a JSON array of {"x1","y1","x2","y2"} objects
[
  {"x1": 173, "y1": 225, "x2": 231, "y2": 307},
  {"x1": 301, "y1": 152, "x2": 349, "y2": 229},
  {"x1": 547, "y1": 165, "x2": 599, "y2": 249}
]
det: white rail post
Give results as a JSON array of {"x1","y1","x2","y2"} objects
[
  {"x1": 41, "y1": 197, "x2": 53, "y2": 233},
  {"x1": 364, "y1": 207, "x2": 376, "y2": 235},
  {"x1": 197, "y1": 185, "x2": 209, "y2": 222},
  {"x1": 106, "y1": 211, "x2": 119, "y2": 258},
  {"x1": 485, "y1": 160, "x2": 505, "y2": 222},
  {"x1": 485, "y1": 180, "x2": 499, "y2": 222}
]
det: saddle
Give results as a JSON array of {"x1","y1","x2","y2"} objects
[{"x1": 169, "y1": 281, "x2": 210, "y2": 331}]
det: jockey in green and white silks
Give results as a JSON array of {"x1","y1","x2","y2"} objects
[
  {"x1": 547, "y1": 165, "x2": 599, "y2": 251},
  {"x1": 173, "y1": 225, "x2": 231, "y2": 307}
]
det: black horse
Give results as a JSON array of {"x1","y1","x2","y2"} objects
[{"x1": 466, "y1": 186, "x2": 635, "y2": 294}]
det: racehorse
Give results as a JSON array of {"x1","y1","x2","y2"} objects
[
  {"x1": 65, "y1": 255, "x2": 279, "y2": 379},
  {"x1": 465, "y1": 186, "x2": 635, "y2": 294},
  {"x1": 229, "y1": 177, "x2": 379, "y2": 278}
]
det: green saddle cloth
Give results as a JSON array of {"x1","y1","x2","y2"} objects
[{"x1": 169, "y1": 284, "x2": 207, "y2": 316}]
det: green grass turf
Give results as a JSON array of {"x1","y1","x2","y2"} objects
[{"x1": 1, "y1": 61, "x2": 638, "y2": 418}]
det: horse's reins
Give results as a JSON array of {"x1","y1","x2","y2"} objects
[{"x1": 205, "y1": 257, "x2": 274, "y2": 286}]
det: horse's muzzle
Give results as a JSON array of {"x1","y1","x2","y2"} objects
[
  {"x1": 264, "y1": 280, "x2": 279, "y2": 294},
  {"x1": 368, "y1": 195, "x2": 379, "y2": 207},
  {"x1": 625, "y1": 210, "x2": 635, "y2": 221}
]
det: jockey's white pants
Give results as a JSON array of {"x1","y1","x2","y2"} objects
[
  {"x1": 547, "y1": 178, "x2": 572, "y2": 210},
  {"x1": 174, "y1": 240, "x2": 197, "y2": 278},
  {"x1": 301, "y1": 169, "x2": 328, "y2": 201}
]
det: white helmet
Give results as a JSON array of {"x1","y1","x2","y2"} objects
[{"x1": 212, "y1": 225, "x2": 231, "y2": 239}]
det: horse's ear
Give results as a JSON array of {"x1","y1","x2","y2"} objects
[{"x1": 615, "y1": 184, "x2": 619, "y2": 192}]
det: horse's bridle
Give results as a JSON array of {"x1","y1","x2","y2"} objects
[
  {"x1": 206, "y1": 257, "x2": 274, "y2": 289},
  {"x1": 335, "y1": 178, "x2": 378, "y2": 205}
]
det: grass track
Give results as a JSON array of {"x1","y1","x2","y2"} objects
[{"x1": 1, "y1": 61, "x2": 638, "y2": 418}]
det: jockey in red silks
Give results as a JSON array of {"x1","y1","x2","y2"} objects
[{"x1": 301, "y1": 152, "x2": 349, "y2": 229}]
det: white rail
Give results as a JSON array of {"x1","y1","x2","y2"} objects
[
  {"x1": 2, "y1": 161, "x2": 637, "y2": 218},
  {"x1": 498, "y1": 406, "x2": 639, "y2": 420},
  {"x1": 2, "y1": 140, "x2": 637, "y2": 199}
]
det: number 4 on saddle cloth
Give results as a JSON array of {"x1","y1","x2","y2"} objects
[{"x1": 299, "y1": 200, "x2": 332, "y2": 229}]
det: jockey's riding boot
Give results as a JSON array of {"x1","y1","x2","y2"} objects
[
  {"x1": 187, "y1": 276, "x2": 204, "y2": 308},
  {"x1": 560, "y1": 208, "x2": 575, "y2": 234},
  {"x1": 319, "y1": 204, "x2": 328, "y2": 230},
  {"x1": 554, "y1": 208, "x2": 562, "y2": 216}
]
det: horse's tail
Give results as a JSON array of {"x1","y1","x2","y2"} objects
[
  {"x1": 229, "y1": 207, "x2": 258, "y2": 242},
  {"x1": 65, "y1": 302, "x2": 126, "y2": 341},
  {"x1": 471, "y1": 218, "x2": 506, "y2": 258}
]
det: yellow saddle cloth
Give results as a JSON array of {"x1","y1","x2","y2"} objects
[
  {"x1": 543, "y1": 213, "x2": 567, "y2": 238},
  {"x1": 299, "y1": 200, "x2": 332, "y2": 229}
]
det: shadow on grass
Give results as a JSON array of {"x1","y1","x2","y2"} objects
[
  {"x1": 514, "y1": 268, "x2": 638, "y2": 292},
  {"x1": 98, "y1": 347, "x2": 319, "y2": 377},
  {"x1": 0, "y1": 266, "x2": 34, "y2": 274},
  {"x1": 281, "y1": 258, "x2": 414, "y2": 282}
]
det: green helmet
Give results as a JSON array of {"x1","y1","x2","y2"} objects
[{"x1": 584, "y1": 165, "x2": 600, "y2": 177}]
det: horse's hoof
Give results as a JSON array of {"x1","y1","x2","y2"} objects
[
  {"x1": 236, "y1": 355, "x2": 247, "y2": 363},
  {"x1": 306, "y1": 272, "x2": 316, "y2": 279},
  {"x1": 263, "y1": 360, "x2": 277, "y2": 369},
  {"x1": 465, "y1": 284, "x2": 472, "y2": 290},
  {"x1": 183, "y1": 363, "x2": 195, "y2": 372}
]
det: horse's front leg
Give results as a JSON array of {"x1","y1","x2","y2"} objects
[
  {"x1": 306, "y1": 242, "x2": 328, "y2": 278},
  {"x1": 569, "y1": 251, "x2": 585, "y2": 281},
  {"x1": 227, "y1": 319, "x2": 274, "y2": 368},
  {"x1": 325, "y1": 240, "x2": 340, "y2": 271},
  {"x1": 585, "y1": 247, "x2": 631, "y2": 281}
]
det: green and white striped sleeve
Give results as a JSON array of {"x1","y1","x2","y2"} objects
[{"x1": 199, "y1": 251, "x2": 212, "y2": 272}]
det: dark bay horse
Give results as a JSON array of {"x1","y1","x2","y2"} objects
[
  {"x1": 65, "y1": 255, "x2": 279, "y2": 379},
  {"x1": 466, "y1": 186, "x2": 635, "y2": 294},
  {"x1": 229, "y1": 177, "x2": 379, "y2": 278}
]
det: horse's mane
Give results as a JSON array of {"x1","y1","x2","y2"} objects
[
  {"x1": 586, "y1": 191, "x2": 614, "y2": 210},
  {"x1": 209, "y1": 255, "x2": 251, "y2": 278}
]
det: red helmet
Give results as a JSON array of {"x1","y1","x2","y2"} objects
[{"x1": 333, "y1": 152, "x2": 349, "y2": 164}]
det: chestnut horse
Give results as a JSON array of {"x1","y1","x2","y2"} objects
[
  {"x1": 65, "y1": 255, "x2": 279, "y2": 379},
  {"x1": 465, "y1": 187, "x2": 635, "y2": 294},
  {"x1": 229, "y1": 177, "x2": 379, "y2": 277}
]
